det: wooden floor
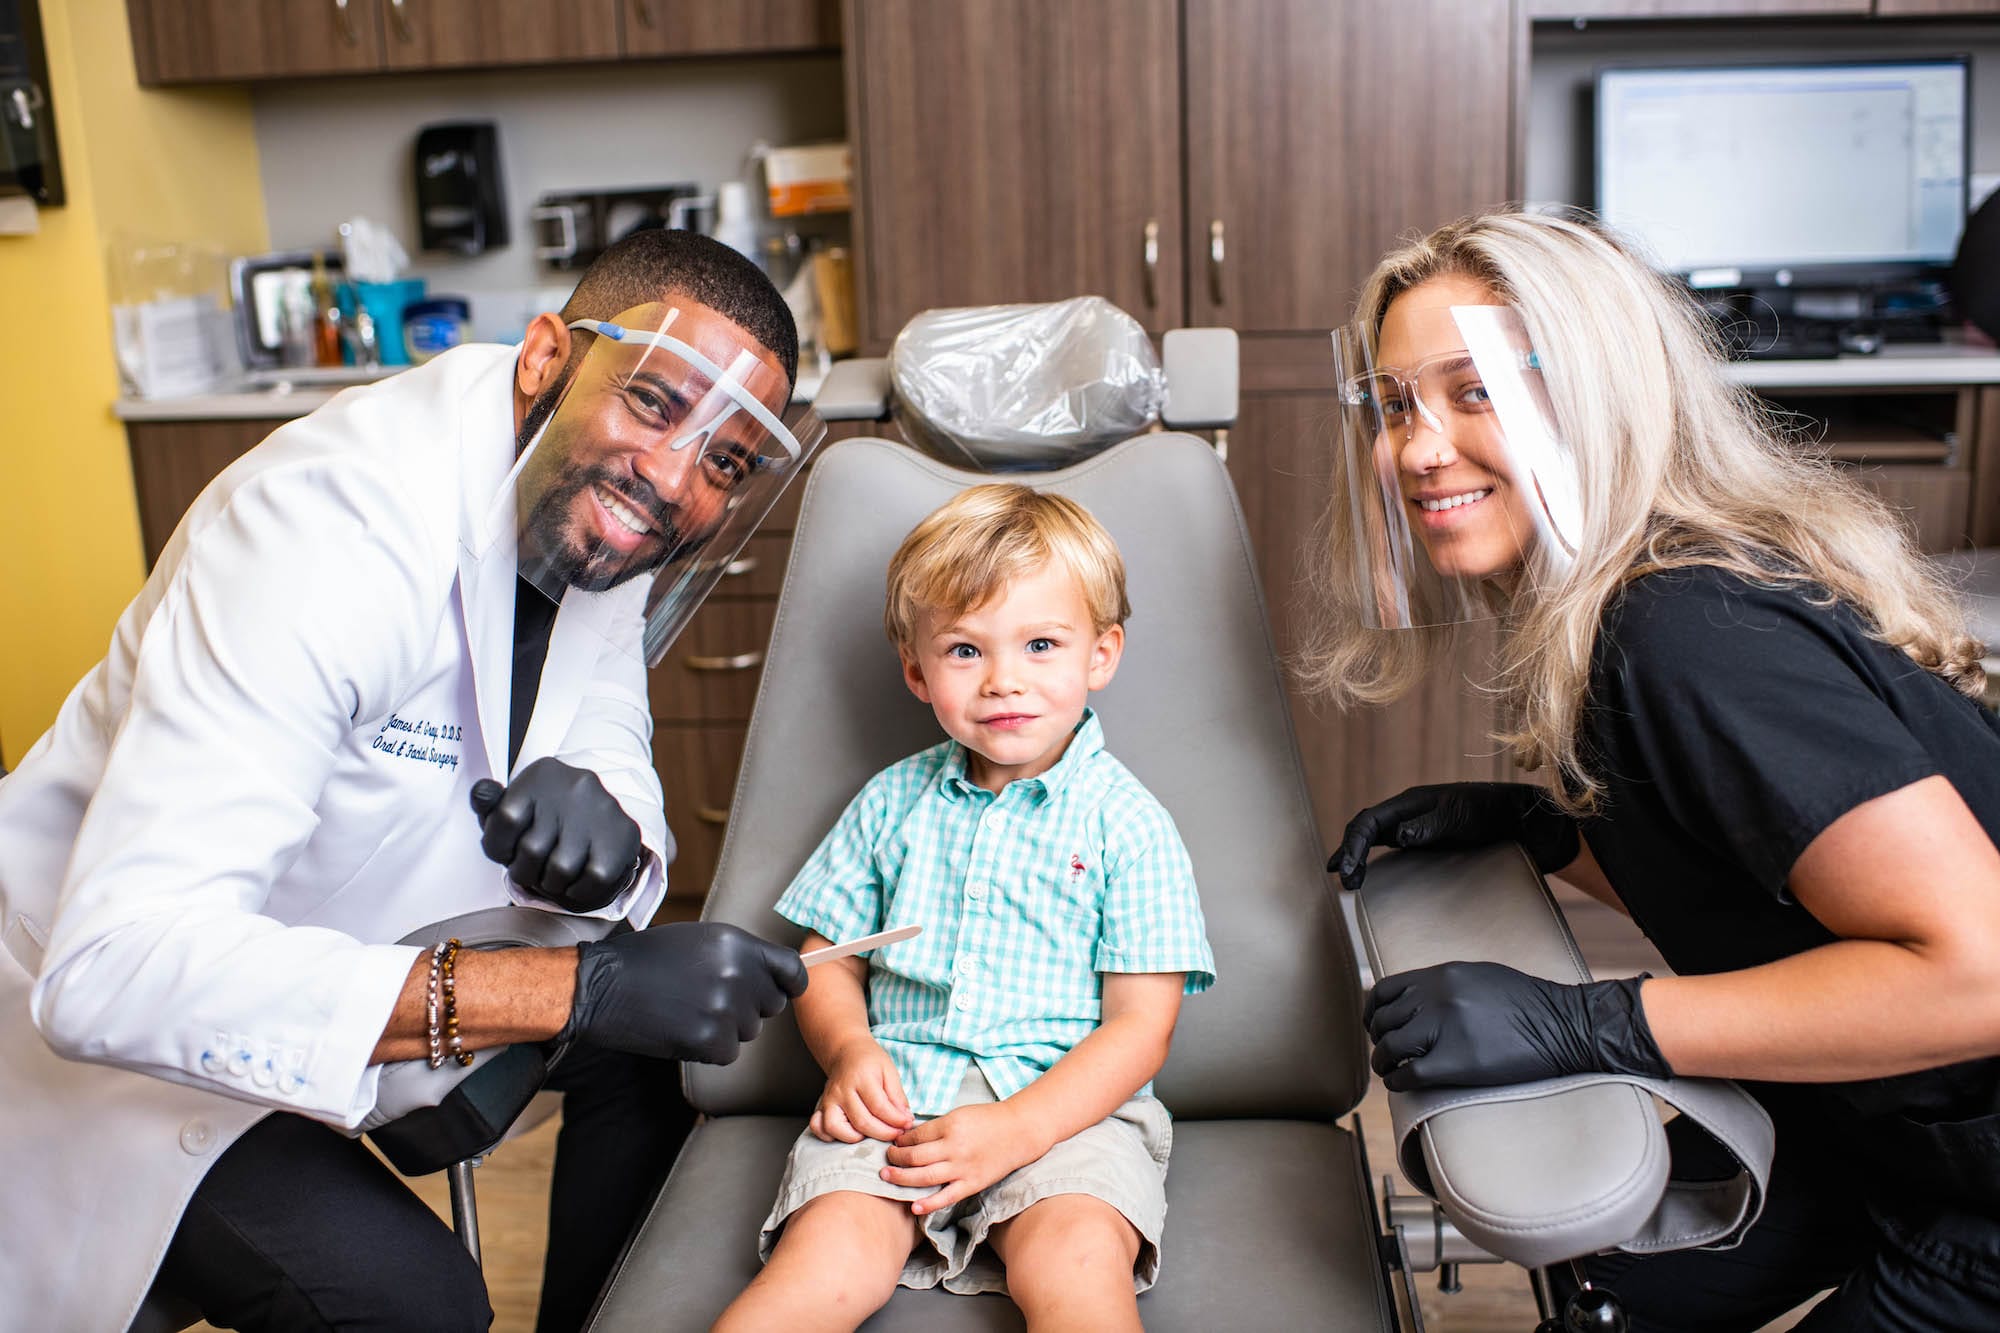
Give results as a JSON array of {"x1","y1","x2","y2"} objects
[{"x1": 200, "y1": 892, "x2": 1824, "y2": 1332}]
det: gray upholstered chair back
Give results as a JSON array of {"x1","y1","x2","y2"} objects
[{"x1": 688, "y1": 434, "x2": 1367, "y2": 1121}]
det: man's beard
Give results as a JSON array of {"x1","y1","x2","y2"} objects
[{"x1": 522, "y1": 460, "x2": 690, "y2": 592}]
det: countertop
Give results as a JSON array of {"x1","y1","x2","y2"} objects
[{"x1": 117, "y1": 363, "x2": 826, "y2": 422}]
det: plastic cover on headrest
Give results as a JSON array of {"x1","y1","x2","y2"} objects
[{"x1": 888, "y1": 296, "x2": 1166, "y2": 471}]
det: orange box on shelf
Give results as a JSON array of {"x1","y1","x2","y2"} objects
[{"x1": 765, "y1": 142, "x2": 851, "y2": 217}]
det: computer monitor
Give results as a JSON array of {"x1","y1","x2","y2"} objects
[{"x1": 1595, "y1": 58, "x2": 1970, "y2": 287}]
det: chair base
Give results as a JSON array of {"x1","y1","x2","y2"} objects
[{"x1": 587, "y1": 1117, "x2": 1398, "y2": 1331}]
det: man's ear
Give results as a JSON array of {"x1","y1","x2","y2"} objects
[
  {"x1": 1086, "y1": 623, "x2": 1125, "y2": 691},
  {"x1": 514, "y1": 312, "x2": 573, "y2": 421},
  {"x1": 901, "y1": 650, "x2": 932, "y2": 704}
]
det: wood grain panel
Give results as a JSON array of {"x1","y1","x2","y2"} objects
[
  {"x1": 652, "y1": 721, "x2": 747, "y2": 907},
  {"x1": 1228, "y1": 390, "x2": 1506, "y2": 850},
  {"x1": 848, "y1": 0, "x2": 1183, "y2": 344},
  {"x1": 1184, "y1": 0, "x2": 1517, "y2": 333},
  {"x1": 1972, "y1": 388, "x2": 2000, "y2": 547},
  {"x1": 1845, "y1": 463, "x2": 1973, "y2": 553},
  {"x1": 1869, "y1": 0, "x2": 2000, "y2": 12},
  {"x1": 128, "y1": 0, "x2": 383, "y2": 83},
  {"x1": 1528, "y1": 0, "x2": 1868, "y2": 15},
  {"x1": 382, "y1": 0, "x2": 620, "y2": 70},
  {"x1": 126, "y1": 419, "x2": 288, "y2": 566},
  {"x1": 647, "y1": 598, "x2": 776, "y2": 721},
  {"x1": 621, "y1": 0, "x2": 838, "y2": 58}
]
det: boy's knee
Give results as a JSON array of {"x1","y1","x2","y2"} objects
[
  {"x1": 769, "y1": 1193, "x2": 916, "y2": 1299},
  {"x1": 999, "y1": 1195, "x2": 1141, "y2": 1276}
]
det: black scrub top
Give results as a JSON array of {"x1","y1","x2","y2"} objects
[
  {"x1": 509, "y1": 575, "x2": 561, "y2": 772},
  {"x1": 1580, "y1": 565, "x2": 2000, "y2": 1210}
]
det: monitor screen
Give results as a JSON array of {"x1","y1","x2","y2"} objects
[{"x1": 1595, "y1": 59, "x2": 1969, "y2": 282}]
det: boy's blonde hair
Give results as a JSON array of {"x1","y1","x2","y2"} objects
[{"x1": 885, "y1": 484, "x2": 1130, "y2": 649}]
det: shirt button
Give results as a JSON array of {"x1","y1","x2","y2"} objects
[
  {"x1": 952, "y1": 991, "x2": 971, "y2": 1011},
  {"x1": 966, "y1": 882, "x2": 987, "y2": 901},
  {"x1": 179, "y1": 1120, "x2": 217, "y2": 1156},
  {"x1": 251, "y1": 1057, "x2": 277, "y2": 1089},
  {"x1": 226, "y1": 1046, "x2": 253, "y2": 1078},
  {"x1": 959, "y1": 957, "x2": 980, "y2": 975},
  {"x1": 199, "y1": 1049, "x2": 226, "y2": 1076}
]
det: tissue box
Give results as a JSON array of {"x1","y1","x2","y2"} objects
[{"x1": 765, "y1": 143, "x2": 851, "y2": 217}]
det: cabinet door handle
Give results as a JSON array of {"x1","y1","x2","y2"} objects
[
  {"x1": 683, "y1": 650, "x2": 765, "y2": 673},
  {"x1": 1208, "y1": 219, "x2": 1226, "y2": 306},
  {"x1": 696, "y1": 806, "x2": 730, "y2": 826},
  {"x1": 1142, "y1": 218, "x2": 1160, "y2": 308},
  {"x1": 723, "y1": 555, "x2": 758, "y2": 578},
  {"x1": 389, "y1": 0, "x2": 413, "y2": 41},
  {"x1": 333, "y1": 0, "x2": 357, "y2": 44},
  {"x1": 633, "y1": 0, "x2": 655, "y2": 29},
  {"x1": 6, "y1": 86, "x2": 33, "y2": 131}
]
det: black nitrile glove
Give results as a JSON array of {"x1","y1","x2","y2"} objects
[
  {"x1": 556, "y1": 923, "x2": 808, "y2": 1065},
  {"x1": 1329, "y1": 781, "x2": 1580, "y2": 893},
  {"x1": 1363, "y1": 960, "x2": 1672, "y2": 1092},
  {"x1": 470, "y1": 760, "x2": 643, "y2": 913}
]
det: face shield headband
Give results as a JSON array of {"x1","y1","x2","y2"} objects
[
  {"x1": 506, "y1": 302, "x2": 827, "y2": 666},
  {"x1": 1329, "y1": 303, "x2": 1580, "y2": 630}
]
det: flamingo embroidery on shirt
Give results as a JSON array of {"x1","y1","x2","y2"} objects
[{"x1": 1069, "y1": 853, "x2": 1087, "y2": 883}]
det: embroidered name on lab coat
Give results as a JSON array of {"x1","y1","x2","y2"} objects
[{"x1": 368, "y1": 712, "x2": 464, "y2": 772}]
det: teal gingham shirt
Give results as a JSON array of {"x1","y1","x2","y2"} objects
[{"x1": 774, "y1": 709, "x2": 1216, "y2": 1117}]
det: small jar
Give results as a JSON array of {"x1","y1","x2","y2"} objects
[{"x1": 403, "y1": 297, "x2": 471, "y2": 364}]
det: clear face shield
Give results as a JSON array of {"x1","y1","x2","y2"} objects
[
  {"x1": 509, "y1": 301, "x2": 827, "y2": 665},
  {"x1": 1330, "y1": 304, "x2": 1580, "y2": 629}
]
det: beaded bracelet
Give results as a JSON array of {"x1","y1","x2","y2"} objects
[
  {"x1": 424, "y1": 940, "x2": 448, "y2": 1070},
  {"x1": 441, "y1": 937, "x2": 472, "y2": 1068}
]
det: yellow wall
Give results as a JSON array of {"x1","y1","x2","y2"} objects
[{"x1": 0, "y1": 1, "x2": 267, "y2": 767}]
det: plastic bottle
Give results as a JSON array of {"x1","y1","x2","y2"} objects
[{"x1": 712, "y1": 180, "x2": 762, "y2": 268}]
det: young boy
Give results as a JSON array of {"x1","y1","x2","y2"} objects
[{"x1": 713, "y1": 483, "x2": 1214, "y2": 1333}]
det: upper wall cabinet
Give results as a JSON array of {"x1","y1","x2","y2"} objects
[
  {"x1": 379, "y1": 0, "x2": 620, "y2": 71},
  {"x1": 126, "y1": 0, "x2": 835, "y2": 85},
  {"x1": 620, "y1": 0, "x2": 838, "y2": 59},
  {"x1": 847, "y1": 0, "x2": 1520, "y2": 348},
  {"x1": 129, "y1": 0, "x2": 385, "y2": 82},
  {"x1": 1183, "y1": 0, "x2": 1516, "y2": 333},
  {"x1": 846, "y1": 0, "x2": 1185, "y2": 345}
]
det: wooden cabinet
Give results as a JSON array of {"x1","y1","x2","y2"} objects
[
  {"x1": 1183, "y1": 0, "x2": 1516, "y2": 333},
  {"x1": 380, "y1": 0, "x2": 621, "y2": 71},
  {"x1": 845, "y1": 0, "x2": 1184, "y2": 347},
  {"x1": 1527, "y1": 0, "x2": 1869, "y2": 16},
  {"x1": 128, "y1": 0, "x2": 383, "y2": 84},
  {"x1": 849, "y1": 0, "x2": 1518, "y2": 346},
  {"x1": 620, "y1": 0, "x2": 838, "y2": 59},
  {"x1": 127, "y1": 0, "x2": 833, "y2": 84},
  {"x1": 1873, "y1": 0, "x2": 2000, "y2": 12},
  {"x1": 126, "y1": 418, "x2": 287, "y2": 565}
]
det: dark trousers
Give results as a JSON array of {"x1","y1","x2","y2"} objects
[
  {"x1": 1552, "y1": 1115, "x2": 2000, "y2": 1331},
  {"x1": 155, "y1": 1043, "x2": 694, "y2": 1333}
]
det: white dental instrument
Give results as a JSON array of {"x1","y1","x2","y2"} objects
[{"x1": 800, "y1": 924, "x2": 922, "y2": 967}]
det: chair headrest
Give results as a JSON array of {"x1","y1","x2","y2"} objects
[{"x1": 889, "y1": 296, "x2": 1165, "y2": 471}]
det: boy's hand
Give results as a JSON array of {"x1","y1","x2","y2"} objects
[
  {"x1": 810, "y1": 1037, "x2": 915, "y2": 1143},
  {"x1": 880, "y1": 1100, "x2": 1046, "y2": 1216}
]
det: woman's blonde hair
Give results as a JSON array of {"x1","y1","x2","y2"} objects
[
  {"x1": 1299, "y1": 210, "x2": 1982, "y2": 808},
  {"x1": 884, "y1": 483, "x2": 1130, "y2": 649}
]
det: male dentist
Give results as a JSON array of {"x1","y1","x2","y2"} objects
[{"x1": 0, "y1": 228, "x2": 816, "y2": 1332}]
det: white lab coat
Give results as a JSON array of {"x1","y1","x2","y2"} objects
[{"x1": 0, "y1": 344, "x2": 671, "y2": 1331}]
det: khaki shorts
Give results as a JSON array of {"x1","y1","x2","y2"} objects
[{"x1": 757, "y1": 1065, "x2": 1174, "y2": 1296}]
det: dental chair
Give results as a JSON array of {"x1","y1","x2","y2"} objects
[{"x1": 579, "y1": 304, "x2": 1776, "y2": 1331}]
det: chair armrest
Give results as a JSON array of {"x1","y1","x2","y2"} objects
[
  {"x1": 1355, "y1": 844, "x2": 1773, "y2": 1269},
  {"x1": 363, "y1": 907, "x2": 618, "y2": 1174},
  {"x1": 812, "y1": 357, "x2": 893, "y2": 421}
]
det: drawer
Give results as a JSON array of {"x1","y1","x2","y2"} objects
[
  {"x1": 648, "y1": 598, "x2": 777, "y2": 721},
  {"x1": 652, "y1": 722, "x2": 747, "y2": 911},
  {"x1": 721, "y1": 532, "x2": 793, "y2": 598}
]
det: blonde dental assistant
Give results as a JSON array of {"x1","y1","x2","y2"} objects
[
  {"x1": 1318, "y1": 213, "x2": 2000, "y2": 1329},
  {"x1": 0, "y1": 230, "x2": 808, "y2": 1333}
]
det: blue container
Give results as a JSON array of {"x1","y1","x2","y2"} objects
[
  {"x1": 403, "y1": 296, "x2": 470, "y2": 364},
  {"x1": 346, "y1": 278, "x2": 427, "y2": 366}
]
